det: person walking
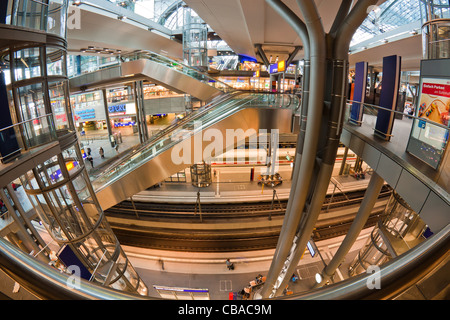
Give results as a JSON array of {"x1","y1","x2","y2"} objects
[{"x1": 99, "y1": 147, "x2": 105, "y2": 159}]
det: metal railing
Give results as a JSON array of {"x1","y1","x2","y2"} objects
[
  {"x1": 0, "y1": 113, "x2": 57, "y2": 162},
  {"x1": 0, "y1": 96, "x2": 448, "y2": 299},
  {"x1": 121, "y1": 50, "x2": 235, "y2": 94},
  {"x1": 1, "y1": 218, "x2": 448, "y2": 300},
  {"x1": 347, "y1": 99, "x2": 450, "y2": 131}
]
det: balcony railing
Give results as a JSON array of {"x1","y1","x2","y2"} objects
[{"x1": 0, "y1": 113, "x2": 57, "y2": 163}]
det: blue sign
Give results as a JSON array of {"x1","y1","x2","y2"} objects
[
  {"x1": 75, "y1": 108, "x2": 96, "y2": 120},
  {"x1": 49, "y1": 161, "x2": 79, "y2": 181},
  {"x1": 114, "y1": 121, "x2": 135, "y2": 127},
  {"x1": 269, "y1": 63, "x2": 278, "y2": 74},
  {"x1": 418, "y1": 119, "x2": 426, "y2": 129},
  {"x1": 108, "y1": 104, "x2": 126, "y2": 113}
]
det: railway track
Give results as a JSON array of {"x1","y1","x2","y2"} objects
[
  {"x1": 106, "y1": 186, "x2": 392, "y2": 252},
  {"x1": 106, "y1": 186, "x2": 391, "y2": 221}
]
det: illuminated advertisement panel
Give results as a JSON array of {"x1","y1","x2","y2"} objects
[
  {"x1": 417, "y1": 78, "x2": 450, "y2": 126},
  {"x1": 407, "y1": 77, "x2": 450, "y2": 169}
]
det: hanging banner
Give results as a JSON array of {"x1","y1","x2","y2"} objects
[
  {"x1": 349, "y1": 61, "x2": 368, "y2": 125},
  {"x1": 374, "y1": 55, "x2": 401, "y2": 140}
]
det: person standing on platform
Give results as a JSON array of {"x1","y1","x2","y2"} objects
[
  {"x1": 226, "y1": 259, "x2": 234, "y2": 270},
  {"x1": 99, "y1": 147, "x2": 105, "y2": 159},
  {"x1": 87, "y1": 155, "x2": 94, "y2": 168}
]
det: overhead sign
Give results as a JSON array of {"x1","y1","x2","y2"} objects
[
  {"x1": 108, "y1": 104, "x2": 126, "y2": 114},
  {"x1": 277, "y1": 60, "x2": 286, "y2": 73},
  {"x1": 269, "y1": 63, "x2": 278, "y2": 74},
  {"x1": 269, "y1": 60, "x2": 286, "y2": 74},
  {"x1": 306, "y1": 240, "x2": 316, "y2": 257},
  {"x1": 74, "y1": 108, "x2": 96, "y2": 120}
]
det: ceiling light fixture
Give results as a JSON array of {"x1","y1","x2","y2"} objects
[{"x1": 80, "y1": 47, "x2": 123, "y2": 55}]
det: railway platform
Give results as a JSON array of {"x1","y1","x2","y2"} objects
[
  {"x1": 122, "y1": 227, "x2": 373, "y2": 299},
  {"x1": 132, "y1": 171, "x2": 373, "y2": 204}
]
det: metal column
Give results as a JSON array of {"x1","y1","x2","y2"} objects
[
  {"x1": 102, "y1": 88, "x2": 115, "y2": 148},
  {"x1": 259, "y1": 0, "x2": 381, "y2": 299},
  {"x1": 133, "y1": 80, "x2": 149, "y2": 143},
  {"x1": 315, "y1": 171, "x2": 385, "y2": 287}
]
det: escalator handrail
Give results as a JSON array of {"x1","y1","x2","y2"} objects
[
  {"x1": 88, "y1": 91, "x2": 241, "y2": 181},
  {"x1": 0, "y1": 237, "x2": 151, "y2": 300},
  {"x1": 91, "y1": 94, "x2": 262, "y2": 188},
  {"x1": 90, "y1": 92, "x2": 299, "y2": 184}
]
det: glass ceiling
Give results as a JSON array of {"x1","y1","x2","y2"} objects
[
  {"x1": 106, "y1": 0, "x2": 184, "y2": 30},
  {"x1": 350, "y1": 0, "x2": 450, "y2": 47}
]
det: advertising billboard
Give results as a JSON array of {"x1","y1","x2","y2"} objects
[
  {"x1": 417, "y1": 78, "x2": 450, "y2": 127},
  {"x1": 407, "y1": 77, "x2": 450, "y2": 169}
]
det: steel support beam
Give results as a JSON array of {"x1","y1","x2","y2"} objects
[
  {"x1": 259, "y1": 0, "x2": 384, "y2": 299},
  {"x1": 314, "y1": 171, "x2": 385, "y2": 287},
  {"x1": 259, "y1": 0, "x2": 326, "y2": 299}
]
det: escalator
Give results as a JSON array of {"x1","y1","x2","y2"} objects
[
  {"x1": 69, "y1": 50, "x2": 234, "y2": 101},
  {"x1": 89, "y1": 92, "x2": 299, "y2": 210}
]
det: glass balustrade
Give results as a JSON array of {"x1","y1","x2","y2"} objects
[
  {"x1": 0, "y1": 114, "x2": 57, "y2": 162},
  {"x1": 9, "y1": 0, "x2": 68, "y2": 38},
  {"x1": 121, "y1": 50, "x2": 235, "y2": 93}
]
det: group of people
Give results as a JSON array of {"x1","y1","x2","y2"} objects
[
  {"x1": 240, "y1": 274, "x2": 266, "y2": 300},
  {"x1": 86, "y1": 147, "x2": 105, "y2": 168},
  {"x1": 84, "y1": 130, "x2": 124, "y2": 169}
]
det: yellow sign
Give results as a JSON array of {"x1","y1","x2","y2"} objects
[{"x1": 277, "y1": 60, "x2": 286, "y2": 73}]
